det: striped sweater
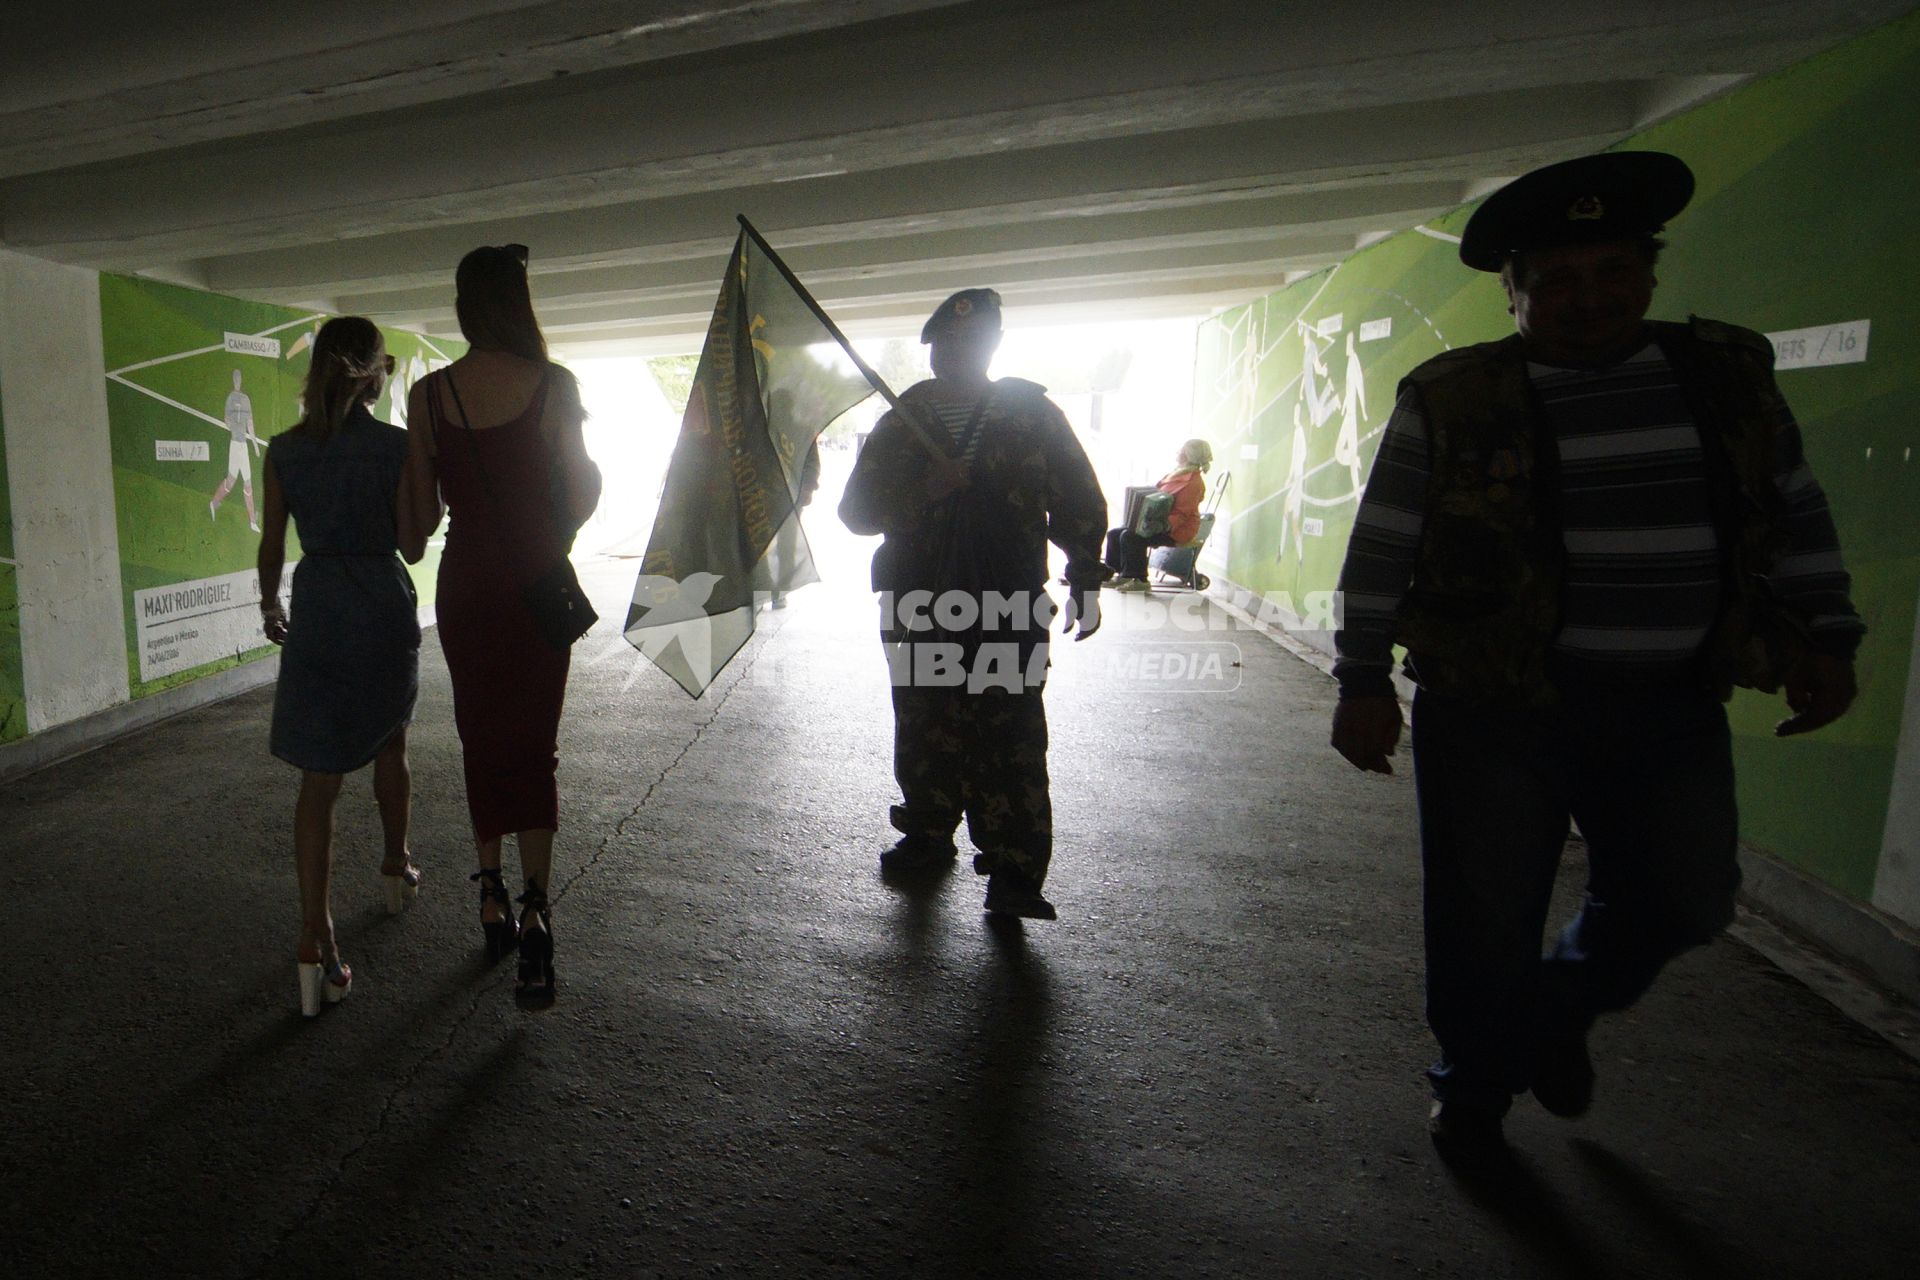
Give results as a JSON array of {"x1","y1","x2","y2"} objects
[{"x1": 1334, "y1": 342, "x2": 1862, "y2": 697}]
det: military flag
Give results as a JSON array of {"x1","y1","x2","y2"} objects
[{"x1": 624, "y1": 219, "x2": 881, "y2": 695}]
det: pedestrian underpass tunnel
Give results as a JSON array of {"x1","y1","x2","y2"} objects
[{"x1": 2, "y1": 4, "x2": 1919, "y2": 1276}]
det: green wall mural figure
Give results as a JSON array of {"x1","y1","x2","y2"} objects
[
  {"x1": 100, "y1": 274, "x2": 460, "y2": 700},
  {"x1": 208, "y1": 368, "x2": 264, "y2": 530}
]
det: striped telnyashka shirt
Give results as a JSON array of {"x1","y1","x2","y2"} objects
[
  {"x1": 928, "y1": 396, "x2": 988, "y2": 466},
  {"x1": 1333, "y1": 343, "x2": 1862, "y2": 696}
]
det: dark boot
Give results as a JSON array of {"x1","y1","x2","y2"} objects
[
  {"x1": 1428, "y1": 1100, "x2": 1513, "y2": 1178},
  {"x1": 880, "y1": 833, "x2": 958, "y2": 872},
  {"x1": 1531, "y1": 1029, "x2": 1596, "y2": 1118},
  {"x1": 983, "y1": 867, "x2": 1056, "y2": 920}
]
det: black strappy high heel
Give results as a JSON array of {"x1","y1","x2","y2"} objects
[
  {"x1": 515, "y1": 879, "x2": 555, "y2": 1000},
  {"x1": 470, "y1": 868, "x2": 519, "y2": 963}
]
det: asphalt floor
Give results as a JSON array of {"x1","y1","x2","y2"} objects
[{"x1": 3, "y1": 555, "x2": 1917, "y2": 1280}]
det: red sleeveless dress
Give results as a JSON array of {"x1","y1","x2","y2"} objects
[{"x1": 428, "y1": 369, "x2": 572, "y2": 842}]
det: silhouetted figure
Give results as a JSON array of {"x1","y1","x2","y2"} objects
[
  {"x1": 768, "y1": 441, "x2": 820, "y2": 609},
  {"x1": 398, "y1": 244, "x2": 601, "y2": 1003},
  {"x1": 1329, "y1": 152, "x2": 1865, "y2": 1173},
  {"x1": 840, "y1": 288, "x2": 1108, "y2": 920},
  {"x1": 257, "y1": 317, "x2": 421, "y2": 1016}
]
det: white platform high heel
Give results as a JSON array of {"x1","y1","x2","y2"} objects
[
  {"x1": 382, "y1": 863, "x2": 421, "y2": 915},
  {"x1": 298, "y1": 962, "x2": 325, "y2": 1017},
  {"x1": 297, "y1": 957, "x2": 353, "y2": 1017}
]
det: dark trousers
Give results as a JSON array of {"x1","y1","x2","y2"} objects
[
  {"x1": 1411, "y1": 682, "x2": 1740, "y2": 1113},
  {"x1": 1104, "y1": 526, "x2": 1174, "y2": 579},
  {"x1": 886, "y1": 635, "x2": 1053, "y2": 884}
]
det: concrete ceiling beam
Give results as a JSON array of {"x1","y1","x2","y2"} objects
[
  {"x1": 331, "y1": 182, "x2": 1466, "y2": 314},
  {"x1": 377, "y1": 237, "x2": 1356, "y2": 334},
  {"x1": 240, "y1": 173, "x2": 1466, "y2": 301},
  {"x1": 0, "y1": 1, "x2": 970, "y2": 177},
  {"x1": 169, "y1": 78, "x2": 1631, "y2": 294},
  {"x1": 5, "y1": 0, "x2": 1909, "y2": 351},
  {"x1": 539, "y1": 268, "x2": 1316, "y2": 355},
  {"x1": 5, "y1": 0, "x2": 1883, "y2": 261}
]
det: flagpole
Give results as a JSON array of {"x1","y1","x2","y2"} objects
[{"x1": 735, "y1": 215, "x2": 961, "y2": 476}]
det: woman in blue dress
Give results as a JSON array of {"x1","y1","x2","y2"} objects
[{"x1": 257, "y1": 317, "x2": 423, "y2": 1017}]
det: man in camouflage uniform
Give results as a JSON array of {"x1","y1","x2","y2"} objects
[
  {"x1": 839, "y1": 288, "x2": 1108, "y2": 920},
  {"x1": 1329, "y1": 152, "x2": 1864, "y2": 1171}
]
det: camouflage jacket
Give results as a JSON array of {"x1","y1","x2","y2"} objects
[
  {"x1": 1398, "y1": 317, "x2": 1803, "y2": 707},
  {"x1": 838, "y1": 376, "x2": 1108, "y2": 598}
]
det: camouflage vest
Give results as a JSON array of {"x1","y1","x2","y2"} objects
[{"x1": 1396, "y1": 317, "x2": 1791, "y2": 708}]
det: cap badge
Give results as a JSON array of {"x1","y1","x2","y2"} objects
[
  {"x1": 1567, "y1": 195, "x2": 1606, "y2": 221},
  {"x1": 953, "y1": 298, "x2": 973, "y2": 317}
]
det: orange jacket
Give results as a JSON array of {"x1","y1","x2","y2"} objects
[{"x1": 1158, "y1": 467, "x2": 1206, "y2": 544}]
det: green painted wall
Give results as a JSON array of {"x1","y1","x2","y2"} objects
[
  {"x1": 1193, "y1": 11, "x2": 1920, "y2": 903},
  {"x1": 99, "y1": 274, "x2": 459, "y2": 700}
]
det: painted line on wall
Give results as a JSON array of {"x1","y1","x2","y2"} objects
[
  {"x1": 105, "y1": 372, "x2": 225, "y2": 429},
  {"x1": 1224, "y1": 426, "x2": 1386, "y2": 524},
  {"x1": 104, "y1": 312, "x2": 325, "y2": 379},
  {"x1": 1200, "y1": 262, "x2": 1346, "y2": 441},
  {"x1": 104, "y1": 312, "x2": 331, "y2": 430},
  {"x1": 107, "y1": 341, "x2": 223, "y2": 376},
  {"x1": 1214, "y1": 281, "x2": 1458, "y2": 528}
]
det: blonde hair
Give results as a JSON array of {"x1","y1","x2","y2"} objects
[{"x1": 297, "y1": 317, "x2": 387, "y2": 441}]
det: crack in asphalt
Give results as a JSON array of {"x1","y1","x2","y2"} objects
[
  {"x1": 244, "y1": 618, "x2": 780, "y2": 1278},
  {"x1": 554, "y1": 615, "x2": 775, "y2": 905}
]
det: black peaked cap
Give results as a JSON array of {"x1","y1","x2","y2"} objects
[{"x1": 1459, "y1": 151, "x2": 1694, "y2": 272}]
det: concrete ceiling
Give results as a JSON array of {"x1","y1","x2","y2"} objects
[{"x1": 3, "y1": 0, "x2": 1912, "y2": 355}]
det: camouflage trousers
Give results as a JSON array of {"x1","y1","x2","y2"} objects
[{"x1": 887, "y1": 665, "x2": 1053, "y2": 885}]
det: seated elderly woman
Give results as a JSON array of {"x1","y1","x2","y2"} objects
[{"x1": 1103, "y1": 438, "x2": 1212, "y2": 591}]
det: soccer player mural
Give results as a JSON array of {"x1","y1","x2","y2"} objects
[{"x1": 208, "y1": 368, "x2": 263, "y2": 531}]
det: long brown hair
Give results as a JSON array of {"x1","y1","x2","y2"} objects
[
  {"x1": 297, "y1": 317, "x2": 388, "y2": 441},
  {"x1": 455, "y1": 243, "x2": 548, "y2": 362}
]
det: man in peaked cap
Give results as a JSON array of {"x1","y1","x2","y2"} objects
[
  {"x1": 840, "y1": 288, "x2": 1108, "y2": 920},
  {"x1": 1328, "y1": 151, "x2": 1865, "y2": 1172}
]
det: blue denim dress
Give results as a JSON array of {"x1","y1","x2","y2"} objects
[{"x1": 266, "y1": 407, "x2": 420, "y2": 772}]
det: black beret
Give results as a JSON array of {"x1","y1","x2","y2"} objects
[
  {"x1": 1459, "y1": 152, "x2": 1694, "y2": 272},
  {"x1": 920, "y1": 288, "x2": 1003, "y2": 344}
]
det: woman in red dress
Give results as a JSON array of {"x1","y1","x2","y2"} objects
[{"x1": 398, "y1": 244, "x2": 600, "y2": 1002}]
